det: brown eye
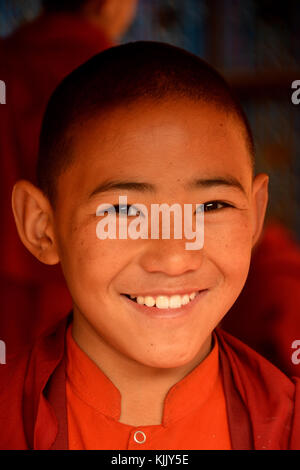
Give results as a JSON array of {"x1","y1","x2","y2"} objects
[
  {"x1": 114, "y1": 204, "x2": 144, "y2": 217},
  {"x1": 204, "y1": 201, "x2": 231, "y2": 212}
]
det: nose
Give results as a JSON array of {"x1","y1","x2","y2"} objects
[{"x1": 139, "y1": 237, "x2": 204, "y2": 276}]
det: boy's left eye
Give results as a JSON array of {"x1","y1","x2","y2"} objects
[
  {"x1": 115, "y1": 204, "x2": 143, "y2": 217},
  {"x1": 96, "y1": 204, "x2": 143, "y2": 217},
  {"x1": 203, "y1": 201, "x2": 233, "y2": 212}
]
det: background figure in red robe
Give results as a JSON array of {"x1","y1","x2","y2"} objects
[
  {"x1": 222, "y1": 219, "x2": 300, "y2": 378},
  {"x1": 0, "y1": 0, "x2": 138, "y2": 357}
]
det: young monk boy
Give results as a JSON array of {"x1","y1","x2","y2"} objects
[{"x1": 1, "y1": 41, "x2": 300, "y2": 450}]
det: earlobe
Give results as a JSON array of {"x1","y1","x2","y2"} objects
[
  {"x1": 12, "y1": 180, "x2": 60, "y2": 265},
  {"x1": 251, "y1": 173, "x2": 269, "y2": 247}
]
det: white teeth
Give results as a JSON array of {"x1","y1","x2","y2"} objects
[
  {"x1": 169, "y1": 295, "x2": 182, "y2": 309},
  {"x1": 128, "y1": 291, "x2": 199, "y2": 308},
  {"x1": 144, "y1": 296, "x2": 156, "y2": 307},
  {"x1": 181, "y1": 294, "x2": 190, "y2": 305},
  {"x1": 156, "y1": 296, "x2": 169, "y2": 309}
]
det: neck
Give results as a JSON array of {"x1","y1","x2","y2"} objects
[{"x1": 71, "y1": 307, "x2": 212, "y2": 426}]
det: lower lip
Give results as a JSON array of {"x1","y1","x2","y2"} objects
[{"x1": 121, "y1": 290, "x2": 208, "y2": 319}]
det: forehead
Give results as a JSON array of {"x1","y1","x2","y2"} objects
[{"x1": 57, "y1": 98, "x2": 252, "y2": 203}]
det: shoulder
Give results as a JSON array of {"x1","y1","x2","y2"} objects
[
  {"x1": 215, "y1": 326, "x2": 295, "y2": 395},
  {"x1": 0, "y1": 344, "x2": 33, "y2": 449},
  {"x1": 215, "y1": 327, "x2": 300, "y2": 449},
  {"x1": 0, "y1": 316, "x2": 70, "y2": 449},
  {"x1": 0, "y1": 343, "x2": 32, "y2": 398}
]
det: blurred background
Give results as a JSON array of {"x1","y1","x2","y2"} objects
[
  {"x1": 1, "y1": 0, "x2": 300, "y2": 236},
  {"x1": 0, "y1": 0, "x2": 300, "y2": 378}
]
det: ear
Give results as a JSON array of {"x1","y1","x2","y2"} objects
[
  {"x1": 250, "y1": 173, "x2": 269, "y2": 247},
  {"x1": 12, "y1": 180, "x2": 60, "y2": 265}
]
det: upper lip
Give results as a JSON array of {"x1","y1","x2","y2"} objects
[{"x1": 122, "y1": 288, "x2": 206, "y2": 297}]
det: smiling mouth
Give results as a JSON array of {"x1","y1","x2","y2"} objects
[{"x1": 122, "y1": 291, "x2": 201, "y2": 309}]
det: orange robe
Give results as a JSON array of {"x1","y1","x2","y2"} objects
[
  {"x1": 0, "y1": 314, "x2": 299, "y2": 450},
  {"x1": 65, "y1": 323, "x2": 231, "y2": 450}
]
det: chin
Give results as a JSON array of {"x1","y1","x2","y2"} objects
[{"x1": 137, "y1": 348, "x2": 200, "y2": 370}]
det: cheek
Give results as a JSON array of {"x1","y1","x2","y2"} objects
[
  {"x1": 57, "y1": 220, "x2": 136, "y2": 297},
  {"x1": 205, "y1": 211, "x2": 253, "y2": 283}
]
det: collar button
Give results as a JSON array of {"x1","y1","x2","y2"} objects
[{"x1": 133, "y1": 430, "x2": 146, "y2": 444}]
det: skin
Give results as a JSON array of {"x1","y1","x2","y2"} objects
[{"x1": 12, "y1": 98, "x2": 268, "y2": 426}]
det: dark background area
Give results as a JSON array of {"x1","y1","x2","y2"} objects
[{"x1": 1, "y1": 0, "x2": 300, "y2": 239}]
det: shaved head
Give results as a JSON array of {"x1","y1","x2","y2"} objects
[{"x1": 37, "y1": 41, "x2": 255, "y2": 205}]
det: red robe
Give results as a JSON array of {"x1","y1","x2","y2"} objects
[
  {"x1": 0, "y1": 13, "x2": 112, "y2": 355},
  {"x1": 0, "y1": 314, "x2": 299, "y2": 450},
  {"x1": 222, "y1": 221, "x2": 300, "y2": 377}
]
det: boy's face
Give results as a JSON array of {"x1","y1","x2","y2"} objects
[{"x1": 40, "y1": 99, "x2": 268, "y2": 368}]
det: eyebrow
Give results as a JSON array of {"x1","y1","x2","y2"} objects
[
  {"x1": 88, "y1": 175, "x2": 246, "y2": 198},
  {"x1": 89, "y1": 180, "x2": 156, "y2": 198},
  {"x1": 186, "y1": 176, "x2": 247, "y2": 195}
]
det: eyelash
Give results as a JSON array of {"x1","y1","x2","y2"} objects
[
  {"x1": 203, "y1": 201, "x2": 233, "y2": 212},
  {"x1": 98, "y1": 201, "x2": 233, "y2": 216}
]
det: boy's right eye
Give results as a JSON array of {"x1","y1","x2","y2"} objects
[{"x1": 97, "y1": 204, "x2": 143, "y2": 217}]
